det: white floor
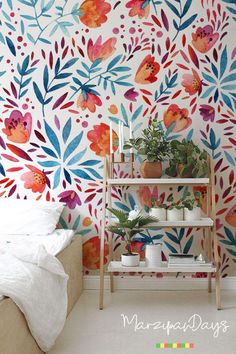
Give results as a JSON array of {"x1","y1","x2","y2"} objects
[{"x1": 49, "y1": 290, "x2": 236, "y2": 354}]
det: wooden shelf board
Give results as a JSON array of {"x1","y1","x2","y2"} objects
[
  {"x1": 108, "y1": 261, "x2": 216, "y2": 273},
  {"x1": 107, "y1": 178, "x2": 210, "y2": 186}
]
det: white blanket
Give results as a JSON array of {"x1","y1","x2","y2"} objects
[{"x1": 0, "y1": 230, "x2": 74, "y2": 351}]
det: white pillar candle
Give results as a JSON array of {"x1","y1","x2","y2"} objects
[
  {"x1": 109, "y1": 122, "x2": 113, "y2": 154},
  {"x1": 129, "y1": 120, "x2": 133, "y2": 153},
  {"x1": 118, "y1": 121, "x2": 122, "y2": 153}
]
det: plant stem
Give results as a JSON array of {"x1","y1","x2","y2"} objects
[
  {"x1": 70, "y1": 70, "x2": 109, "y2": 99},
  {"x1": 172, "y1": 0, "x2": 183, "y2": 42}
]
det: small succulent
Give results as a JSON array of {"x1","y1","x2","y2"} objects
[
  {"x1": 151, "y1": 198, "x2": 167, "y2": 209},
  {"x1": 182, "y1": 191, "x2": 202, "y2": 210}
]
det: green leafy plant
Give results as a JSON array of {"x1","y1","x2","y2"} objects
[
  {"x1": 166, "y1": 196, "x2": 185, "y2": 210},
  {"x1": 166, "y1": 139, "x2": 209, "y2": 177},
  {"x1": 107, "y1": 208, "x2": 158, "y2": 254},
  {"x1": 151, "y1": 198, "x2": 167, "y2": 209},
  {"x1": 123, "y1": 120, "x2": 171, "y2": 162},
  {"x1": 182, "y1": 191, "x2": 202, "y2": 210}
]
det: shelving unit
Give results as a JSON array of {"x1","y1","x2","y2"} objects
[{"x1": 99, "y1": 154, "x2": 221, "y2": 310}]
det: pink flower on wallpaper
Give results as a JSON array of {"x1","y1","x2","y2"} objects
[
  {"x1": 2, "y1": 110, "x2": 32, "y2": 144},
  {"x1": 191, "y1": 25, "x2": 219, "y2": 53},
  {"x1": 77, "y1": 91, "x2": 102, "y2": 112},
  {"x1": 58, "y1": 190, "x2": 81, "y2": 209},
  {"x1": 126, "y1": 0, "x2": 150, "y2": 19},
  {"x1": 135, "y1": 55, "x2": 160, "y2": 84},
  {"x1": 21, "y1": 165, "x2": 46, "y2": 193},
  {"x1": 124, "y1": 87, "x2": 139, "y2": 101},
  {"x1": 163, "y1": 104, "x2": 192, "y2": 132},
  {"x1": 199, "y1": 104, "x2": 215, "y2": 122},
  {"x1": 87, "y1": 36, "x2": 117, "y2": 62},
  {"x1": 79, "y1": 0, "x2": 111, "y2": 28},
  {"x1": 182, "y1": 69, "x2": 202, "y2": 95}
]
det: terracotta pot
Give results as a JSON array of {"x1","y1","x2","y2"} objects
[
  {"x1": 177, "y1": 163, "x2": 193, "y2": 178},
  {"x1": 140, "y1": 161, "x2": 162, "y2": 178}
]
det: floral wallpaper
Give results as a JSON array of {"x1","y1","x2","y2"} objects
[{"x1": 0, "y1": 0, "x2": 235, "y2": 276}]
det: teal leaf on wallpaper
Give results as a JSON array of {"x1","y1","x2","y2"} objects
[
  {"x1": 0, "y1": 162, "x2": 5, "y2": 176},
  {"x1": 183, "y1": 235, "x2": 193, "y2": 254},
  {"x1": 220, "y1": 47, "x2": 228, "y2": 79},
  {"x1": 41, "y1": 0, "x2": 55, "y2": 13},
  {"x1": 62, "y1": 118, "x2": 72, "y2": 144},
  {"x1": 131, "y1": 105, "x2": 143, "y2": 122},
  {"x1": 165, "y1": 1, "x2": 180, "y2": 17},
  {"x1": 6, "y1": 36, "x2": 16, "y2": 56},
  {"x1": 165, "y1": 232, "x2": 179, "y2": 244},
  {"x1": 202, "y1": 72, "x2": 216, "y2": 83},
  {"x1": 70, "y1": 169, "x2": 95, "y2": 181},
  {"x1": 114, "y1": 202, "x2": 130, "y2": 212},
  {"x1": 84, "y1": 167, "x2": 102, "y2": 179},
  {"x1": 64, "y1": 168, "x2": 72, "y2": 184},
  {"x1": 63, "y1": 132, "x2": 83, "y2": 162},
  {"x1": 224, "y1": 151, "x2": 236, "y2": 166},
  {"x1": 182, "y1": 0, "x2": 192, "y2": 16},
  {"x1": 80, "y1": 160, "x2": 100, "y2": 167},
  {"x1": 201, "y1": 86, "x2": 215, "y2": 98},
  {"x1": 38, "y1": 160, "x2": 60, "y2": 167},
  {"x1": 221, "y1": 73, "x2": 236, "y2": 84},
  {"x1": 33, "y1": 82, "x2": 44, "y2": 104},
  {"x1": 164, "y1": 241, "x2": 178, "y2": 253},
  {"x1": 53, "y1": 167, "x2": 61, "y2": 189},
  {"x1": 178, "y1": 14, "x2": 197, "y2": 31},
  {"x1": 44, "y1": 121, "x2": 61, "y2": 157},
  {"x1": 186, "y1": 129, "x2": 193, "y2": 141},
  {"x1": 221, "y1": 92, "x2": 233, "y2": 110},
  {"x1": 67, "y1": 149, "x2": 87, "y2": 166},
  {"x1": 41, "y1": 146, "x2": 58, "y2": 158},
  {"x1": 7, "y1": 0, "x2": 13, "y2": 9},
  {"x1": 107, "y1": 55, "x2": 122, "y2": 71}
]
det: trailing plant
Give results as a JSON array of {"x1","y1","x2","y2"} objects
[
  {"x1": 123, "y1": 120, "x2": 171, "y2": 162},
  {"x1": 107, "y1": 208, "x2": 158, "y2": 254},
  {"x1": 166, "y1": 139, "x2": 209, "y2": 177},
  {"x1": 182, "y1": 191, "x2": 202, "y2": 210}
]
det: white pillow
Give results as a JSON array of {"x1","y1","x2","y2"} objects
[{"x1": 0, "y1": 199, "x2": 64, "y2": 235}]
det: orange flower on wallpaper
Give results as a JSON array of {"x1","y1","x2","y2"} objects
[
  {"x1": 135, "y1": 55, "x2": 160, "y2": 84},
  {"x1": 2, "y1": 110, "x2": 32, "y2": 144},
  {"x1": 193, "y1": 186, "x2": 207, "y2": 214},
  {"x1": 182, "y1": 69, "x2": 202, "y2": 96},
  {"x1": 192, "y1": 25, "x2": 219, "y2": 53},
  {"x1": 87, "y1": 123, "x2": 118, "y2": 157},
  {"x1": 137, "y1": 186, "x2": 162, "y2": 208},
  {"x1": 83, "y1": 236, "x2": 109, "y2": 269},
  {"x1": 79, "y1": 0, "x2": 111, "y2": 28},
  {"x1": 21, "y1": 165, "x2": 46, "y2": 193},
  {"x1": 126, "y1": 0, "x2": 150, "y2": 19},
  {"x1": 225, "y1": 205, "x2": 236, "y2": 228},
  {"x1": 87, "y1": 36, "x2": 117, "y2": 62},
  {"x1": 163, "y1": 104, "x2": 192, "y2": 132},
  {"x1": 77, "y1": 91, "x2": 102, "y2": 113}
]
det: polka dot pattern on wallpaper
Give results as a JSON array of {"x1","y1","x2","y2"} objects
[{"x1": 0, "y1": 0, "x2": 235, "y2": 275}]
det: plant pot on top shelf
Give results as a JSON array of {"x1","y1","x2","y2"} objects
[
  {"x1": 123, "y1": 120, "x2": 171, "y2": 179},
  {"x1": 149, "y1": 199, "x2": 167, "y2": 221},
  {"x1": 107, "y1": 207, "x2": 158, "y2": 267},
  {"x1": 165, "y1": 139, "x2": 209, "y2": 178}
]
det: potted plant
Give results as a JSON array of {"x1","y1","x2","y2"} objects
[
  {"x1": 107, "y1": 208, "x2": 158, "y2": 267},
  {"x1": 182, "y1": 191, "x2": 202, "y2": 221},
  {"x1": 166, "y1": 196, "x2": 184, "y2": 221},
  {"x1": 149, "y1": 198, "x2": 167, "y2": 221},
  {"x1": 123, "y1": 120, "x2": 171, "y2": 178},
  {"x1": 166, "y1": 139, "x2": 209, "y2": 178}
]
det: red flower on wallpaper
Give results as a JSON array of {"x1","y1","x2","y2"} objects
[
  {"x1": 199, "y1": 105, "x2": 215, "y2": 122},
  {"x1": 87, "y1": 36, "x2": 117, "y2": 62},
  {"x1": 163, "y1": 104, "x2": 192, "y2": 132},
  {"x1": 87, "y1": 123, "x2": 118, "y2": 157},
  {"x1": 21, "y1": 165, "x2": 46, "y2": 193},
  {"x1": 191, "y1": 25, "x2": 219, "y2": 53},
  {"x1": 79, "y1": 0, "x2": 111, "y2": 28},
  {"x1": 135, "y1": 55, "x2": 160, "y2": 84},
  {"x1": 77, "y1": 91, "x2": 102, "y2": 113},
  {"x1": 58, "y1": 190, "x2": 81, "y2": 209},
  {"x1": 225, "y1": 205, "x2": 236, "y2": 228},
  {"x1": 137, "y1": 186, "x2": 160, "y2": 208},
  {"x1": 182, "y1": 69, "x2": 202, "y2": 95},
  {"x1": 83, "y1": 236, "x2": 109, "y2": 269},
  {"x1": 2, "y1": 110, "x2": 32, "y2": 144},
  {"x1": 193, "y1": 186, "x2": 207, "y2": 214},
  {"x1": 130, "y1": 241, "x2": 145, "y2": 260},
  {"x1": 126, "y1": 0, "x2": 150, "y2": 19}
]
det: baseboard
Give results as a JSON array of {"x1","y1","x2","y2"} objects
[{"x1": 83, "y1": 275, "x2": 236, "y2": 290}]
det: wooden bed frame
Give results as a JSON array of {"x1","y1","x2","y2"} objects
[{"x1": 0, "y1": 236, "x2": 83, "y2": 354}]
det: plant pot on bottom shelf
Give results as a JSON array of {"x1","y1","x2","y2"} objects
[
  {"x1": 184, "y1": 207, "x2": 201, "y2": 221},
  {"x1": 140, "y1": 161, "x2": 162, "y2": 178},
  {"x1": 167, "y1": 208, "x2": 184, "y2": 221},
  {"x1": 145, "y1": 244, "x2": 162, "y2": 267},
  {"x1": 121, "y1": 253, "x2": 140, "y2": 267}
]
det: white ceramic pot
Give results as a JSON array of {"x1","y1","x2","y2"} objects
[
  {"x1": 184, "y1": 207, "x2": 201, "y2": 221},
  {"x1": 145, "y1": 244, "x2": 162, "y2": 267},
  {"x1": 167, "y1": 208, "x2": 184, "y2": 221},
  {"x1": 121, "y1": 253, "x2": 140, "y2": 267},
  {"x1": 149, "y1": 207, "x2": 166, "y2": 221}
]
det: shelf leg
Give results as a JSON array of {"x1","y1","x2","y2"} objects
[
  {"x1": 110, "y1": 273, "x2": 114, "y2": 293},
  {"x1": 215, "y1": 264, "x2": 221, "y2": 310},
  {"x1": 107, "y1": 184, "x2": 114, "y2": 293},
  {"x1": 99, "y1": 157, "x2": 107, "y2": 310}
]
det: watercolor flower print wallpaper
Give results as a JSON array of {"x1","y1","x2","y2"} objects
[{"x1": 0, "y1": 0, "x2": 235, "y2": 275}]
